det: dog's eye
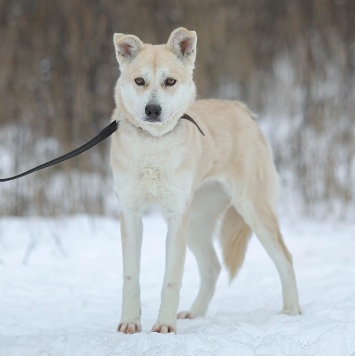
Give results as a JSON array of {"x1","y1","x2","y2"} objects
[
  {"x1": 135, "y1": 77, "x2": 145, "y2": 86},
  {"x1": 165, "y1": 78, "x2": 177, "y2": 87}
]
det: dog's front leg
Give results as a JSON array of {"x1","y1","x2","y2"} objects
[
  {"x1": 152, "y1": 212, "x2": 189, "y2": 334},
  {"x1": 118, "y1": 211, "x2": 143, "y2": 334}
]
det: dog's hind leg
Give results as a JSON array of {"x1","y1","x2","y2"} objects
[
  {"x1": 178, "y1": 184, "x2": 228, "y2": 319},
  {"x1": 233, "y1": 197, "x2": 301, "y2": 315}
]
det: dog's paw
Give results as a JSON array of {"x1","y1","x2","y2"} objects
[
  {"x1": 117, "y1": 321, "x2": 142, "y2": 334},
  {"x1": 177, "y1": 310, "x2": 197, "y2": 319},
  {"x1": 151, "y1": 322, "x2": 176, "y2": 334},
  {"x1": 281, "y1": 305, "x2": 301, "y2": 315}
]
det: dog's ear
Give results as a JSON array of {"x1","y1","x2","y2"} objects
[
  {"x1": 167, "y1": 28, "x2": 197, "y2": 65},
  {"x1": 113, "y1": 33, "x2": 144, "y2": 67}
]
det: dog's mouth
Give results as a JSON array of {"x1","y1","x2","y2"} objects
[
  {"x1": 138, "y1": 114, "x2": 205, "y2": 136},
  {"x1": 144, "y1": 117, "x2": 162, "y2": 123}
]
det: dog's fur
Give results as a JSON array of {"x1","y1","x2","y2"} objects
[{"x1": 110, "y1": 28, "x2": 300, "y2": 334}]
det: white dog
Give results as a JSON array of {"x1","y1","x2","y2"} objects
[{"x1": 110, "y1": 27, "x2": 300, "y2": 334}]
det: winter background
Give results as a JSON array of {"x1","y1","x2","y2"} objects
[{"x1": 0, "y1": 1, "x2": 355, "y2": 355}]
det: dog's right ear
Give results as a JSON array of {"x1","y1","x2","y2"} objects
[{"x1": 113, "y1": 33, "x2": 144, "y2": 68}]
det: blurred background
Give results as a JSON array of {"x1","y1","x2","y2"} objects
[{"x1": 0, "y1": 0, "x2": 354, "y2": 218}]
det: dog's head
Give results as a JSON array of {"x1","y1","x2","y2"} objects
[{"x1": 113, "y1": 28, "x2": 197, "y2": 136}]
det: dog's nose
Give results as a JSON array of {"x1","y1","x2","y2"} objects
[{"x1": 145, "y1": 104, "x2": 162, "y2": 121}]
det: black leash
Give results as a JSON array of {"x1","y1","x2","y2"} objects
[
  {"x1": 0, "y1": 114, "x2": 204, "y2": 182},
  {"x1": 181, "y1": 114, "x2": 205, "y2": 136},
  {"x1": 0, "y1": 120, "x2": 118, "y2": 182}
]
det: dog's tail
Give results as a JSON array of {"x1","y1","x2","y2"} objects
[{"x1": 220, "y1": 206, "x2": 252, "y2": 281}]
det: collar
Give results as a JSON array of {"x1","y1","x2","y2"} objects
[{"x1": 134, "y1": 113, "x2": 205, "y2": 137}]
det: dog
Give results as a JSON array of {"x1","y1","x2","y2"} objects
[{"x1": 110, "y1": 27, "x2": 300, "y2": 334}]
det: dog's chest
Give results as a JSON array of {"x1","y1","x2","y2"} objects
[
  {"x1": 140, "y1": 163, "x2": 161, "y2": 182},
  {"x1": 124, "y1": 155, "x2": 183, "y2": 208},
  {"x1": 138, "y1": 159, "x2": 166, "y2": 194},
  {"x1": 112, "y1": 129, "x2": 191, "y2": 209}
]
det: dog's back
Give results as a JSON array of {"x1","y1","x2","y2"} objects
[{"x1": 188, "y1": 99, "x2": 278, "y2": 201}]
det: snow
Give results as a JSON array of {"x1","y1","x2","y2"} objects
[{"x1": 0, "y1": 214, "x2": 355, "y2": 355}]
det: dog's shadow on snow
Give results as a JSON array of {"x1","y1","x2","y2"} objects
[{"x1": 177, "y1": 309, "x2": 299, "y2": 335}]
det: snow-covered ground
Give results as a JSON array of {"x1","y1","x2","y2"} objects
[{"x1": 0, "y1": 213, "x2": 354, "y2": 355}]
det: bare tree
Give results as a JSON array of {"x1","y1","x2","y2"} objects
[{"x1": 0, "y1": 0, "x2": 354, "y2": 217}]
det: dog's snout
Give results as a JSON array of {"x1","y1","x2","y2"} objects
[{"x1": 145, "y1": 104, "x2": 162, "y2": 121}]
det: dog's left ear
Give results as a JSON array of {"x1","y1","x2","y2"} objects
[{"x1": 167, "y1": 28, "x2": 197, "y2": 66}]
